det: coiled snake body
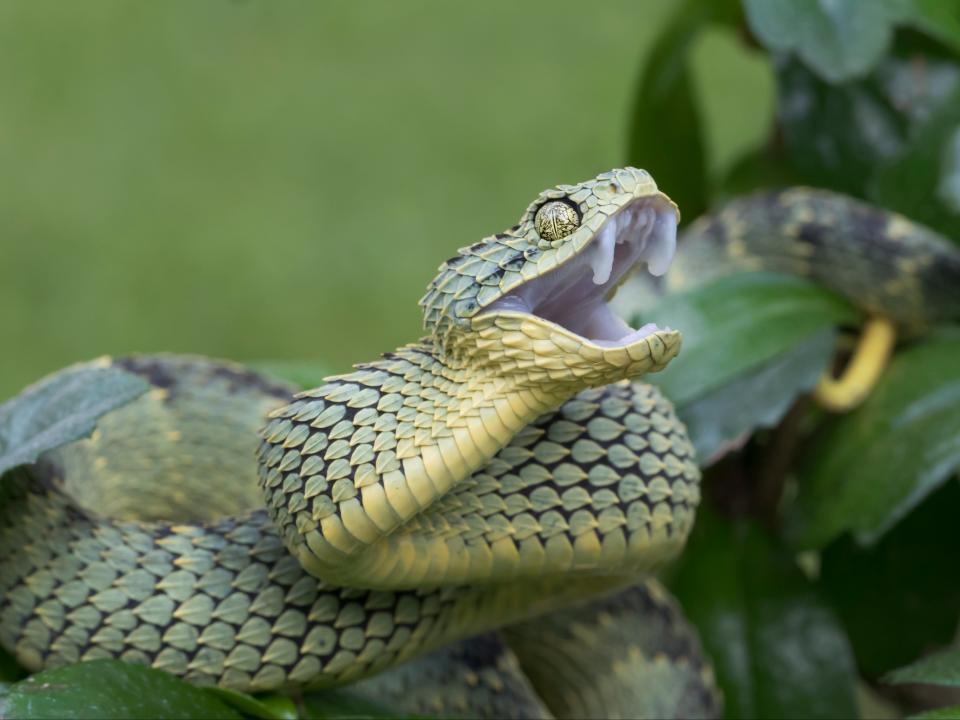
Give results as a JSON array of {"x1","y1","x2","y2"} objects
[{"x1": 1, "y1": 169, "x2": 958, "y2": 718}]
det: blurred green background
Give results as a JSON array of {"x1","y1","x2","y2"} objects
[{"x1": 0, "y1": 0, "x2": 772, "y2": 400}]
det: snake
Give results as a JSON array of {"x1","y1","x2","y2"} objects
[{"x1": 1, "y1": 168, "x2": 958, "y2": 719}]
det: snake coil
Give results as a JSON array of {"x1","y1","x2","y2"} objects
[{"x1": 2, "y1": 170, "x2": 958, "y2": 718}]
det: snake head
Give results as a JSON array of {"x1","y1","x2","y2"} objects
[{"x1": 420, "y1": 168, "x2": 682, "y2": 387}]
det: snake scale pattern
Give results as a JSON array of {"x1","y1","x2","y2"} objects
[{"x1": 1, "y1": 168, "x2": 958, "y2": 718}]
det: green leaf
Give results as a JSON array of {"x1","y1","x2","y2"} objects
[
  {"x1": 744, "y1": 0, "x2": 908, "y2": 83},
  {"x1": 0, "y1": 363, "x2": 148, "y2": 477},
  {"x1": 820, "y1": 480, "x2": 960, "y2": 678},
  {"x1": 885, "y1": 648, "x2": 960, "y2": 687},
  {"x1": 668, "y1": 508, "x2": 858, "y2": 719},
  {"x1": 0, "y1": 661, "x2": 243, "y2": 719},
  {"x1": 301, "y1": 689, "x2": 412, "y2": 719},
  {"x1": 626, "y1": 0, "x2": 741, "y2": 220},
  {"x1": 207, "y1": 688, "x2": 298, "y2": 719},
  {"x1": 904, "y1": 0, "x2": 960, "y2": 54},
  {"x1": 629, "y1": 272, "x2": 855, "y2": 406},
  {"x1": 787, "y1": 329, "x2": 960, "y2": 549},
  {"x1": 772, "y1": 33, "x2": 960, "y2": 204},
  {"x1": 249, "y1": 360, "x2": 336, "y2": 391},
  {"x1": 912, "y1": 705, "x2": 960, "y2": 720},
  {"x1": 715, "y1": 143, "x2": 804, "y2": 202},
  {"x1": 677, "y1": 327, "x2": 835, "y2": 464},
  {"x1": 775, "y1": 57, "x2": 907, "y2": 197}
]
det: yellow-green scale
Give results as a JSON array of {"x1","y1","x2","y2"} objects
[
  {"x1": 258, "y1": 338, "x2": 572, "y2": 590},
  {"x1": 258, "y1": 313, "x2": 687, "y2": 591},
  {"x1": 0, "y1": 354, "x2": 698, "y2": 694}
]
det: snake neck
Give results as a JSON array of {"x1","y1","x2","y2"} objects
[{"x1": 259, "y1": 332, "x2": 608, "y2": 587}]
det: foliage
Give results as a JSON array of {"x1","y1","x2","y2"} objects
[
  {"x1": 885, "y1": 648, "x2": 960, "y2": 719},
  {"x1": 0, "y1": 662, "x2": 245, "y2": 720},
  {"x1": 633, "y1": 2, "x2": 960, "y2": 718},
  {"x1": 0, "y1": 363, "x2": 147, "y2": 477},
  {"x1": 669, "y1": 508, "x2": 858, "y2": 719},
  {"x1": 787, "y1": 329, "x2": 960, "y2": 548},
  {"x1": 622, "y1": 273, "x2": 853, "y2": 461},
  {"x1": 1, "y1": 0, "x2": 959, "y2": 718},
  {"x1": 0, "y1": 658, "x2": 401, "y2": 720}
]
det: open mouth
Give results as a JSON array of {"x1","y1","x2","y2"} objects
[{"x1": 486, "y1": 197, "x2": 678, "y2": 347}]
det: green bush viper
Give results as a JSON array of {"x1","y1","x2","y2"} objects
[{"x1": 1, "y1": 168, "x2": 958, "y2": 718}]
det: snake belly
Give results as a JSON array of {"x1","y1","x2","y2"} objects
[{"x1": 0, "y1": 169, "x2": 704, "y2": 696}]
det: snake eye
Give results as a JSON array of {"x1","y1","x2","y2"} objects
[{"x1": 535, "y1": 200, "x2": 580, "y2": 242}]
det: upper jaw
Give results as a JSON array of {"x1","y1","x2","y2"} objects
[{"x1": 482, "y1": 196, "x2": 679, "y2": 349}]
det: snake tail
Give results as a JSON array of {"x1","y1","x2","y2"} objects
[{"x1": 813, "y1": 315, "x2": 898, "y2": 411}]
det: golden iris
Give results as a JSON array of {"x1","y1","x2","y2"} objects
[{"x1": 535, "y1": 201, "x2": 580, "y2": 241}]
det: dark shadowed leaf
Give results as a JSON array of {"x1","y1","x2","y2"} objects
[
  {"x1": 820, "y1": 480, "x2": 960, "y2": 678},
  {"x1": 715, "y1": 144, "x2": 805, "y2": 202},
  {"x1": 744, "y1": 0, "x2": 907, "y2": 83},
  {"x1": 773, "y1": 33, "x2": 960, "y2": 205},
  {"x1": 301, "y1": 689, "x2": 414, "y2": 719},
  {"x1": 207, "y1": 688, "x2": 299, "y2": 719},
  {"x1": 0, "y1": 661, "x2": 242, "y2": 719},
  {"x1": 912, "y1": 706, "x2": 960, "y2": 720},
  {"x1": 0, "y1": 363, "x2": 148, "y2": 477},
  {"x1": 668, "y1": 508, "x2": 858, "y2": 719},
  {"x1": 776, "y1": 57, "x2": 906, "y2": 197},
  {"x1": 871, "y1": 85, "x2": 960, "y2": 241},
  {"x1": 885, "y1": 648, "x2": 960, "y2": 687},
  {"x1": 786, "y1": 329, "x2": 960, "y2": 549},
  {"x1": 626, "y1": 0, "x2": 741, "y2": 221},
  {"x1": 630, "y1": 272, "x2": 855, "y2": 406},
  {"x1": 0, "y1": 648, "x2": 26, "y2": 683}
]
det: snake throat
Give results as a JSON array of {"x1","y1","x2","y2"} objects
[{"x1": 265, "y1": 171, "x2": 687, "y2": 589}]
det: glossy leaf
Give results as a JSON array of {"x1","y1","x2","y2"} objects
[
  {"x1": 678, "y1": 327, "x2": 835, "y2": 464},
  {"x1": 0, "y1": 661, "x2": 242, "y2": 719},
  {"x1": 668, "y1": 508, "x2": 858, "y2": 719},
  {"x1": 886, "y1": 648, "x2": 960, "y2": 688},
  {"x1": 0, "y1": 363, "x2": 148, "y2": 477},
  {"x1": 626, "y1": 0, "x2": 741, "y2": 220},
  {"x1": 820, "y1": 480, "x2": 960, "y2": 678},
  {"x1": 787, "y1": 329, "x2": 960, "y2": 549},
  {"x1": 630, "y1": 272, "x2": 855, "y2": 406},
  {"x1": 744, "y1": 0, "x2": 907, "y2": 83}
]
